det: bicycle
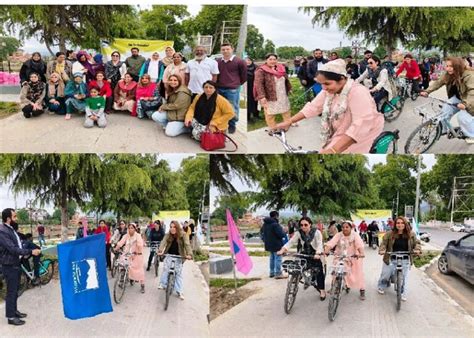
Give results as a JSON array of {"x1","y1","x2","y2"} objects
[
  {"x1": 113, "y1": 252, "x2": 133, "y2": 304},
  {"x1": 404, "y1": 97, "x2": 466, "y2": 154},
  {"x1": 398, "y1": 77, "x2": 419, "y2": 102},
  {"x1": 371, "y1": 78, "x2": 406, "y2": 122},
  {"x1": 281, "y1": 253, "x2": 321, "y2": 314},
  {"x1": 161, "y1": 254, "x2": 184, "y2": 311},
  {"x1": 269, "y1": 129, "x2": 399, "y2": 154},
  {"x1": 327, "y1": 252, "x2": 360, "y2": 321},
  {"x1": 110, "y1": 245, "x2": 122, "y2": 278},
  {"x1": 147, "y1": 241, "x2": 161, "y2": 277},
  {"x1": 385, "y1": 251, "x2": 411, "y2": 311}
]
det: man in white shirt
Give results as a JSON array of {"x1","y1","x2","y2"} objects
[{"x1": 185, "y1": 46, "x2": 219, "y2": 100}]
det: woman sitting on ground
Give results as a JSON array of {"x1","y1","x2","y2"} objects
[
  {"x1": 20, "y1": 72, "x2": 46, "y2": 118},
  {"x1": 134, "y1": 74, "x2": 161, "y2": 119},
  {"x1": 64, "y1": 72, "x2": 88, "y2": 120},
  {"x1": 45, "y1": 72, "x2": 66, "y2": 115},
  {"x1": 113, "y1": 73, "x2": 137, "y2": 114},
  {"x1": 184, "y1": 80, "x2": 235, "y2": 142}
]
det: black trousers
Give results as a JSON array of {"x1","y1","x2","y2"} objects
[
  {"x1": 308, "y1": 259, "x2": 325, "y2": 291},
  {"x1": 22, "y1": 104, "x2": 44, "y2": 118},
  {"x1": 105, "y1": 96, "x2": 114, "y2": 113},
  {"x1": 2, "y1": 265, "x2": 21, "y2": 318},
  {"x1": 105, "y1": 243, "x2": 111, "y2": 269},
  {"x1": 147, "y1": 250, "x2": 155, "y2": 269}
]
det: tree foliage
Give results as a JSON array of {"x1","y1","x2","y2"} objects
[
  {"x1": 276, "y1": 46, "x2": 310, "y2": 60},
  {"x1": 212, "y1": 192, "x2": 254, "y2": 221},
  {"x1": 0, "y1": 36, "x2": 21, "y2": 60},
  {"x1": 245, "y1": 24, "x2": 266, "y2": 60}
]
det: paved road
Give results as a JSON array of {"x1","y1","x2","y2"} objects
[
  {"x1": 0, "y1": 99, "x2": 247, "y2": 153},
  {"x1": 210, "y1": 249, "x2": 473, "y2": 337},
  {"x1": 419, "y1": 226, "x2": 466, "y2": 250},
  {"x1": 247, "y1": 87, "x2": 473, "y2": 154},
  {"x1": 0, "y1": 247, "x2": 209, "y2": 337}
]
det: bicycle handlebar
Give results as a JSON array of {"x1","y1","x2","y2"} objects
[{"x1": 424, "y1": 95, "x2": 458, "y2": 107}]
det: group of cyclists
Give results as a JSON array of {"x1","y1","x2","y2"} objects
[
  {"x1": 75, "y1": 218, "x2": 193, "y2": 299},
  {"x1": 279, "y1": 215, "x2": 421, "y2": 302}
]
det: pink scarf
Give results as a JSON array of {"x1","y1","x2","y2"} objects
[
  {"x1": 260, "y1": 63, "x2": 286, "y2": 78},
  {"x1": 136, "y1": 82, "x2": 156, "y2": 99}
]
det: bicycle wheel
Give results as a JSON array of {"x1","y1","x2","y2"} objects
[
  {"x1": 39, "y1": 260, "x2": 54, "y2": 285},
  {"x1": 111, "y1": 255, "x2": 117, "y2": 278},
  {"x1": 113, "y1": 269, "x2": 127, "y2": 304},
  {"x1": 154, "y1": 254, "x2": 159, "y2": 278},
  {"x1": 411, "y1": 91, "x2": 419, "y2": 101},
  {"x1": 283, "y1": 274, "x2": 300, "y2": 314},
  {"x1": 404, "y1": 120, "x2": 441, "y2": 154},
  {"x1": 328, "y1": 276, "x2": 342, "y2": 322},
  {"x1": 18, "y1": 272, "x2": 28, "y2": 297},
  {"x1": 396, "y1": 271, "x2": 403, "y2": 311},
  {"x1": 384, "y1": 98, "x2": 404, "y2": 122},
  {"x1": 164, "y1": 273, "x2": 175, "y2": 311}
]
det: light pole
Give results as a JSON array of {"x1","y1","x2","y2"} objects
[
  {"x1": 351, "y1": 40, "x2": 361, "y2": 62},
  {"x1": 26, "y1": 199, "x2": 33, "y2": 235}
]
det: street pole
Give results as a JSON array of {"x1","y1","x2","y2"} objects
[
  {"x1": 395, "y1": 190, "x2": 400, "y2": 218},
  {"x1": 450, "y1": 177, "x2": 456, "y2": 225},
  {"x1": 414, "y1": 155, "x2": 422, "y2": 225}
]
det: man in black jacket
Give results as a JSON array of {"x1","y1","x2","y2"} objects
[
  {"x1": 307, "y1": 49, "x2": 328, "y2": 93},
  {"x1": 0, "y1": 208, "x2": 41, "y2": 326},
  {"x1": 261, "y1": 211, "x2": 287, "y2": 279}
]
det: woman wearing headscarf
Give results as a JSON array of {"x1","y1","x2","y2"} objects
[
  {"x1": 64, "y1": 72, "x2": 88, "y2": 119},
  {"x1": 184, "y1": 80, "x2": 235, "y2": 141},
  {"x1": 113, "y1": 73, "x2": 137, "y2": 114},
  {"x1": 134, "y1": 74, "x2": 161, "y2": 119},
  {"x1": 105, "y1": 51, "x2": 127, "y2": 89},
  {"x1": 20, "y1": 52, "x2": 47, "y2": 84},
  {"x1": 72, "y1": 51, "x2": 96, "y2": 83},
  {"x1": 162, "y1": 46, "x2": 176, "y2": 67},
  {"x1": 45, "y1": 72, "x2": 66, "y2": 115},
  {"x1": 92, "y1": 54, "x2": 105, "y2": 74},
  {"x1": 20, "y1": 72, "x2": 46, "y2": 118}
]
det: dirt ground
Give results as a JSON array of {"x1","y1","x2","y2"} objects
[{"x1": 210, "y1": 285, "x2": 261, "y2": 321}]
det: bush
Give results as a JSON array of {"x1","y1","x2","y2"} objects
[{"x1": 413, "y1": 250, "x2": 441, "y2": 268}]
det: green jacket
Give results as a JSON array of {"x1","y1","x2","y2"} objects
[
  {"x1": 159, "y1": 232, "x2": 193, "y2": 259},
  {"x1": 161, "y1": 86, "x2": 192, "y2": 121},
  {"x1": 379, "y1": 230, "x2": 421, "y2": 265},
  {"x1": 426, "y1": 69, "x2": 474, "y2": 115}
]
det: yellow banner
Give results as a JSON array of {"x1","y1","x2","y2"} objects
[
  {"x1": 350, "y1": 209, "x2": 392, "y2": 223},
  {"x1": 152, "y1": 210, "x2": 190, "y2": 232},
  {"x1": 101, "y1": 38, "x2": 174, "y2": 61}
]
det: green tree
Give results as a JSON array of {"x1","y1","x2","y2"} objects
[
  {"x1": 373, "y1": 45, "x2": 388, "y2": 58},
  {"x1": 276, "y1": 46, "x2": 309, "y2": 60},
  {"x1": 246, "y1": 24, "x2": 266, "y2": 60},
  {"x1": 263, "y1": 40, "x2": 276, "y2": 55},
  {"x1": 0, "y1": 5, "x2": 133, "y2": 54},
  {"x1": 16, "y1": 208, "x2": 30, "y2": 224},
  {"x1": 212, "y1": 192, "x2": 254, "y2": 221},
  {"x1": 210, "y1": 155, "x2": 261, "y2": 194},
  {"x1": 52, "y1": 200, "x2": 77, "y2": 221},
  {"x1": 140, "y1": 5, "x2": 190, "y2": 52},
  {"x1": 0, "y1": 36, "x2": 21, "y2": 60}
]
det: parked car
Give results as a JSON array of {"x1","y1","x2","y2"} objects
[
  {"x1": 450, "y1": 224, "x2": 466, "y2": 232},
  {"x1": 463, "y1": 224, "x2": 474, "y2": 233},
  {"x1": 438, "y1": 233, "x2": 474, "y2": 285}
]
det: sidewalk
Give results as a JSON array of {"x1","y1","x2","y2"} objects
[
  {"x1": 0, "y1": 247, "x2": 209, "y2": 337},
  {"x1": 210, "y1": 249, "x2": 473, "y2": 337}
]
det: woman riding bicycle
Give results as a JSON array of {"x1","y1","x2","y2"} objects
[
  {"x1": 356, "y1": 55, "x2": 394, "y2": 112},
  {"x1": 324, "y1": 221, "x2": 366, "y2": 300},
  {"x1": 111, "y1": 220, "x2": 128, "y2": 246},
  {"x1": 277, "y1": 217, "x2": 327, "y2": 300},
  {"x1": 158, "y1": 221, "x2": 193, "y2": 300},
  {"x1": 420, "y1": 56, "x2": 474, "y2": 144},
  {"x1": 377, "y1": 216, "x2": 421, "y2": 301},
  {"x1": 275, "y1": 59, "x2": 384, "y2": 154},
  {"x1": 114, "y1": 223, "x2": 146, "y2": 293}
]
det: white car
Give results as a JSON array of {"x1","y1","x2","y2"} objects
[{"x1": 450, "y1": 224, "x2": 466, "y2": 232}]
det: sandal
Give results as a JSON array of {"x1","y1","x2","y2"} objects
[{"x1": 65, "y1": 114, "x2": 71, "y2": 120}]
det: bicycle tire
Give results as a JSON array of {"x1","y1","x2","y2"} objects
[
  {"x1": 113, "y1": 269, "x2": 127, "y2": 304},
  {"x1": 411, "y1": 92, "x2": 419, "y2": 101},
  {"x1": 39, "y1": 260, "x2": 54, "y2": 285},
  {"x1": 284, "y1": 274, "x2": 299, "y2": 314},
  {"x1": 165, "y1": 273, "x2": 175, "y2": 311},
  {"x1": 18, "y1": 272, "x2": 28, "y2": 297},
  {"x1": 328, "y1": 276, "x2": 342, "y2": 321},
  {"x1": 384, "y1": 98, "x2": 404, "y2": 122},
  {"x1": 404, "y1": 120, "x2": 441, "y2": 154},
  {"x1": 154, "y1": 254, "x2": 159, "y2": 278},
  {"x1": 396, "y1": 271, "x2": 402, "y2": 311},
  {"x1": 111, "y1": 255, "x2": 117, "y2": 278}
]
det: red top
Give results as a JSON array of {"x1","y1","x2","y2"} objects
[
  {"x1": 88, "y1": 80, "x2": 112, "y2": 97},
  {"x1": 358, "y1": 221, "x2": 368, "y2": 232},
  {"x1": 396, "y1": 60, "x2": 421, "y2": 79},
  {"x1": 37, "y1": 225, "x2": 45, "y2": 235},
  {"x1": 94, "y1": 225, "x2": 111, "y2": 244}
]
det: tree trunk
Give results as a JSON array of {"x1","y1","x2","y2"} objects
[
  {"x1": 60, "y1": 171, "x2": 69, "y2": 243},
  {"x1": 45, "y1": 41, "x2": 55, "y2": 57},
  {"x1": 236, "y1": 5, "x2": 247, "y2": 58},
  {"x1": 58, "y1": 6, "x2": 67, "y2": 53}
]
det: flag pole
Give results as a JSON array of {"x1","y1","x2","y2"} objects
[{"x1": 231, "y1": 252, "x2": 238, "y2": 289}]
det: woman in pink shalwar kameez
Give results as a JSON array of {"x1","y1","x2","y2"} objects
[
  {"x1": 275, "y1": 59, "x2": 384, "y2": 154},
  {"x1": 115, "y1": 223, "x2": 146, "y2": 293},
  {"x1": 324, "y1": 221, "x2": 366, "y2": 300}
]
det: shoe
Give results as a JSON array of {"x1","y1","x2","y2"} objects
[
  {"x1": 465, "y1": 138, "x2": 474, "y2": 144},
  {"x1": 378, "y1": 289, "x2": 385, "y2": 295},
  {"x1": 176, "y1": 292, "x2": 185, "y2": 300},
  {"x1": 15, "y1": 311, "x2": 27, "y2": 318},
  {"x1": 8, "y1": 318, "x2": 25, "y2": 326},
  {"x1": 360, "y1": 289, "x2": 366, "y2": 300},
  {"x1": 140, "y1": 284, "x2": 145, "y2": 294},
  {"x1": 275, "y1": 274, "x2": 288, "y2": 280},
  {"x1": 269, "y1": 275, "x2": 275, "y2": 278},
  {"x1": 146, "y1": 267, "x2": 150, "y2": 271},
  {"x1": 228, "y1": 125, "x2": 236, "y2": 134},
  {"x1": 158, "y1": 284, "x2": 165, "y2": 290},
  {"x1": 401, "y1": 295, "x2": 407, "y2": 301}
]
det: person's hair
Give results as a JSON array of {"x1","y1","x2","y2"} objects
[
  {"x1": 265, "y1": 53, "x2": 278, "y2": 60},
  {"x1": 404, "y1": 53, "x2": 413, "y2": 59},
  {"x1": 173, "y1": 52, "x2": 183, "y2": 60},
  {"x1": 329, "y1": 220, "x2": 336, "y2": 226},
  {"x1": 383, "y1": 55, "x2": 389, "y2": 58},
  {"x1": 364, "y1": 50, "x2": 373, "y2": 55},
  {"x1": 56, "y1": 52, "x2": 65, "y2": 58},
  {"x1": 443, "y1": 57, "x2": 466, "y2": 89},
  {"x1": 95, "y1": 71, "x2": 106, "y2": 80},
  {"x1": 270, "y1": 211, "x2": 279, "y2": 218},
  {"x1": 89, "y1": 86, "x2": 100, "y2": 93},
  {"x1": 346, "y1": 55, "x2": 353, "y2": 59},
  {"x1": 2, "y1": 208, "x2": 15, "y2": 223},
  {"x1": 298, "y1": 216, "x2": 313, "y2": 227},
  {"x1": 221, "y1": 43, "x2": 233, "y2": 49},
  {"x1": 369, "y1": 55, "x2": 381, "y2": 66},
  {"x1": 29, "y1": 72, "x2": 40, "y2": 79},
  {"x1": 99, "y1": 219, "x2": 106, "y2": 224},
  {"x1": 169, "y1": 220, "x2": 183, "y2": 238},
  {"x1": 393, "y1": 216, "x2": 412, "y2": 239},
  {"x1": 317, "y1": 70, "x2": 346, "y2": 81},
  {"x1": 154, "y1": 219, "x2": 161, "y2": 226},
  {"x1": 341, "y1": 221, "x2": 352, "y2": 229},
  {"x1": 140, "y1": 74, "x2": 151, "y2": 83},
  {"x1": 32, "y1": 52, "x2": 41, "y2": 58},
  {"x1": 66, "y1": 50, "x2": 74, "y2": 58},
  {"x1": 78, "y1": 221, "x2": 83, "y2": 225},
  {"x1": 167, "y1": 74, "x2": 183, "y2": 95},
  {"x1": 124, "y1": 72, "x2": 133, "y2": 79},
  {"x1": 25, "y1": 233, "x2": 33, "y2": 240},
  {"x1": 131, "y1": 47, "x2": 139, "y2": 52},
  {"x1": 111, "y1": 51, "x2": 121, "y2": 58},
  {"x1": 331, "y1": 52, "x2": 338, "y2": 57},
  {"x1": 313, "y1": 48, "x2": 322, "y2": 53},
  {"x1": 202, "y1": 80, "x2": 217, "y2": 89}
]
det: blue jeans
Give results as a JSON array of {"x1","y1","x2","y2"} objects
[
  {"x1": 38, "y1": 234, "x2": 46, "y2": 247},
  {"x1": 159, "y1": 256, "x2": 184, "y2": 294},
  {"x1": 442, "y1": 96, "x2": 474, "y2": 138},
  {"x1": 151, "y1": 111, "x2": 190, "y2": 137},
  {"x1": 269, "y1": 252, "x2": 282, "y2": 277},
  {"x1": 218, "y1": 88, "x2": 240, "y2": 128},
  {"x1": 377, "y1": 260, "x2": 410, "y2": 296}
]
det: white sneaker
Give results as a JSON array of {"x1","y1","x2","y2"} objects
[
  {"x1": 465, "y1": 138, "x2": 474, "y2": 144},
  {"x1": 377, "y1": 289, "x2": 385, "y2": 295},
  {"x1": 176, "y1": 292, "x2": 184, "y2": 300},
  {"x1": 401, "y1": 295, "x2": 407, "y2": 301},
  {"x1": 158, "y1": 284, "x2": 165, "y2": 290}
]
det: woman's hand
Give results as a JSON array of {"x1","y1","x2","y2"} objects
[
  {"x1": 457, "y1": 103, "x2": 466, "y2": 110},
  {"x1": 276, "y1": 248, "x2": 287, "y2": 256},
  {"x1": 185, "y1": 120, "x2": 192, "y2": 127},
  {"x1": 420, "y1": 91, "x2": 428, "y2": 97},
  {"x1": 274, "y1": 119, "x2": 292, "y2": 131},
  {"x1": 157, "y1": 251, "x2": 164, "y2": 256},
  {"x1": 314, "y1": 254, "x2": 321, "y2": 260},
  {"x1": 260, "y1": 98, "x2": 268, "y2": 109}
]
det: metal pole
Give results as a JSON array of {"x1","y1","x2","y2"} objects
[
  {"x1": 231, "y1": 252, "x2": 238, "y2": 289},
  {"x1": 450, "y1": 177, "x2": 456, "y2": 225},
  {"x1": 414, "y1": 155, "x2": 422, "y2": 225},
  {"x1": 396, "y1": 190, "x2": 400, "y2": 218}
]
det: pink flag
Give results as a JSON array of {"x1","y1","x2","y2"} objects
[{"x1": 226, "y1": 209, "x2": 253, "y2": 275}]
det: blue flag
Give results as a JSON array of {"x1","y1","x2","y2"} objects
[{"x1": 57, "y1": 233, "x2": 113, "y2": 320}]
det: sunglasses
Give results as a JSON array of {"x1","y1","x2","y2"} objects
[
  {"x1": 368, "y1": 61, "x2": 375, "y2": 64},
  {"x1": 112, "y1": 55, "x2": 119, "y2": 57},
  {"x1": 300, "y1": 223, "x2": 310, "y2": 227}
]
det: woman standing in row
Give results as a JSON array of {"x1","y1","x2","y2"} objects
[{"x1": 105, "y1": 51, "x2": 127, "y2": 89}]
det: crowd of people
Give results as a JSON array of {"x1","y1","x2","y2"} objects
[
  {"x1": 247, "y1": 48, "x2": 474, "y2": 148},
  {"x1": 18, "y1": 43, "x2": 247, "y2": 140},
  {"x1": 260, "y1": 211, "x2": 421, "y2": 303}
]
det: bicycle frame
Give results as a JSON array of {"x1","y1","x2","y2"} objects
[{"x1": 267, "y1": 130, "x2": 319, "y2": 154}]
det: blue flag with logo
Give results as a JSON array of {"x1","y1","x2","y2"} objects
[{"x1": 57, "y1": 233, "x2": 113, "y2": 319}]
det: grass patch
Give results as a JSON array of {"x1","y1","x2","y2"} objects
[
  {"x1": 211, "y1": 250, "x2": 269, "y2": 257},
  {"x1": 210, "y1": 277, "x2": 261, "y2": 288},
  {"x1": 0, "y1": 101, "x2": 19, "y2": 119},
  {"x1": 248, "y1": 77, "x2": 312, "y2": 131},
  {"x1": 414, "y1": 250, "x2": 441, "y2": 268},
  {"x1": 193, "y1": 250, "x2": 209, "y2": 262},
  {"x1": 239, "y1": 99, "x2": 246, "y2": 109}
]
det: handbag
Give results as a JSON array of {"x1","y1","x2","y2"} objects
[{"x1": 200, "y1": 127, "x2": 238, "y2": 152}]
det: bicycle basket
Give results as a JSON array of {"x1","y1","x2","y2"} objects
[
  {"x1": 329, "y1": 263, "x2": 350, "y2": 276},
  {"x1": 282, "y1": 259, "x2": 306, "y2": 274},
  {"x1": 413, "y1": 101, "x2": 443, "y2": 120}
]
